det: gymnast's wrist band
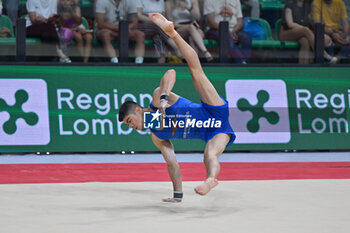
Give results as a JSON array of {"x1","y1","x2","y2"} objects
[
  {"x1": 173, "y1": 191, "x2": 183, "y2": 199},
  {"x1": 160, "y1": 93, "x2": 169, "y2": 101}
]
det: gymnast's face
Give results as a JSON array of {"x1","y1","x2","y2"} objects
[{"x1": 123, "y1": 107, "x2": 143, "y2": 130}]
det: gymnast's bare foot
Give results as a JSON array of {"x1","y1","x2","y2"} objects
[
  {"x1": 194, "y1": 177, "x2": 218, "y2": 195},
  {"x1": 149, "y1": 13, "x2": 177, "y2": 38}
]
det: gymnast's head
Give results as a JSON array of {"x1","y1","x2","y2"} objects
[{"x1": 118, "y1": 101, "x2": 144, "y2": 130}]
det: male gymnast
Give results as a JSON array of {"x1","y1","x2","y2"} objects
[{"x1": 118, "y1": 13, "x2": 235, "y2": 202}]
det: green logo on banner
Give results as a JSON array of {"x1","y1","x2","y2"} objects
[
  {"x1": 0, "y1": 79, "x2": 50, "y2": 146},
  {"x1": 237, "y1": 90, "x2": 279, "y2": 133},
  {"x1": 226, "y1": 79, "x2": 290, "y2": 143},
  {"x1": 0, "y1": 89, "x2": 39, "y2": 135}
]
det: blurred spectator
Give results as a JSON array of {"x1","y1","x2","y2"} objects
[
  {"x1": 166, "y1": 0, "x2": 213, "y2": 61},
  {"x1": 58, "y1": 0, "x2": 92, "y2": 63},
  {"x1": 204, "y1": 0, "x2": 252, "y2": 64},
  {"x1": 6, "y1": 0, "x2": 18, "y2": 27},
  {"x1": 137, "y1": 0, "x2": 180, "y2": 63},
  {"x1": 242, "y1": 0, "x2": 260, "y2": 18},
  {"x1": 26, "y1": 0, "x2": 71, "y2": 63},
  {"x1": 312, "y1": 0, "x2": 350, "y2": 62},
  {"x1": 280, "y1": 0, "x2": 337, "y2": 64},
  {"x1": 345, "y1": 0, "x2": 350, "y2": 23},
  {"x1": 0, "y1": 0, "x2": 12, "y2": 38},
  {"x1": 96, "y1": 0, "x2": 145, "y2": 63}
]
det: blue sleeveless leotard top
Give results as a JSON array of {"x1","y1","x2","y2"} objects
[{"x1": 149, "y1": 96, "x2": 236, "y2": 146}]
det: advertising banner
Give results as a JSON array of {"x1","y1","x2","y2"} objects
[{"x1": 0, "y1": 65, "x2": 349, "y2": 152}]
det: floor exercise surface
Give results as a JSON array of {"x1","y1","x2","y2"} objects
[{"x1": 0, "y1": 152, "x2": 349, "y2": 233}]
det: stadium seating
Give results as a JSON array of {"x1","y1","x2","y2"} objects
[
  {"x1": 247, "y1": 17, "x2": 282, "y2": 49},
  {"x1": 203, "y1": 17, "x2": 282, "y2": 49},
  {"x1": 0, "y1": 14, "x2": 40, "y2": 46},
  {"x1": 80, "y1": 0, "x2": 93, "y2": 8},
  {"x1": 81, "y1": 16, "x2": 89, "y2": 29},
  {"x1": 0, "y1": 14, "x2": 14, "y2": 37},
  {"x1": 259, "y1": 0, "x2": 285, "y2": 10}
]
